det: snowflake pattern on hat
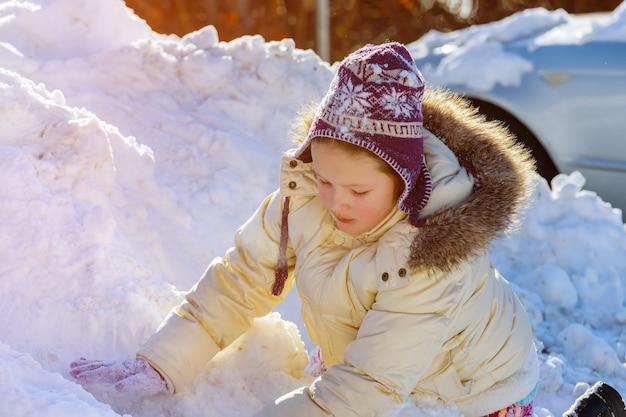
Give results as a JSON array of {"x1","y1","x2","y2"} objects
[
  {"x1": 333, "y1": 77, "x2": 372, "y2": 115},
  {"x1": 382, "y1": 88, "x2": 420, "y2": 118}
]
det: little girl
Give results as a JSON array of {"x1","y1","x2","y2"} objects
[{"x1": 71, "y1": 42, "x2": 580, "y2": 416}]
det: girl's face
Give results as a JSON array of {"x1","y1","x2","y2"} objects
[{"x1": 311, "y1": 140, "x2": 399, "y2": 235}]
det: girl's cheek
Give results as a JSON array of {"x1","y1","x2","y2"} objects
[{"x1": 318, "y1": 187, "x2": 330, "y2": 208}]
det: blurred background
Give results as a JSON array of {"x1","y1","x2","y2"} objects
[{"x1": 124, "y1": 0, "x2": 622, "y2": 62}]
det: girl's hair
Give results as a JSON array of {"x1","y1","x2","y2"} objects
[{"x1": 291, "y1": 103, "x2": 405, "y2": 200}]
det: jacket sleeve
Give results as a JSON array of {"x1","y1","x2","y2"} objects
[
  {"x1": 137, "y1": 189, "x2": 295, "y2": 393},
  {"x1": 255, "y1": 263, "x2": 470, "y2": 417}
]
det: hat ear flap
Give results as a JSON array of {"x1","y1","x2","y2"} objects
[{"x1": 405, "y1": 162, "x2": 432, "y2": 227}]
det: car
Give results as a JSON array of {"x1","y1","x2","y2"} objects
[{"x1": 408, "y1": 5, "x2": 626, "y2": 216}]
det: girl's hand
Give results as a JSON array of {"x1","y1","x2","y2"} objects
[{"x1": 69, "y1": 357, "x2": 167, "y2": 396}]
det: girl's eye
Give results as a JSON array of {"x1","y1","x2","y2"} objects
[{"x1": 352, "y1": 190, "x2": 368, "y2": 196}]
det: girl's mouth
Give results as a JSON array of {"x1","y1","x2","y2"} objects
[{"x1": 334, "y1": 215, "x2": 353, "y2": 224}]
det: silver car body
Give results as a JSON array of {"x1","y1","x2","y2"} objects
[{"x1": 409, "y1": 6, "x2": 626, "y2": 214}]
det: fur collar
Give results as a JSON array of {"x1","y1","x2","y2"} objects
[{"x1": 409, "y1": 87, "x2": 536, "y2": 272}]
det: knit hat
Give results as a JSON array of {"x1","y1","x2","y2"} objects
[
  {"x1": 273, "y1": 42, "x2": 432, "y2": 296},
  {"x1": 292, "y1": 41, "x2": 432, "y2": 224}
]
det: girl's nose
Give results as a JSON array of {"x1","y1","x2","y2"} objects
[{"x1": 329, "y1": 189, "x2": 348, "y2": 212}]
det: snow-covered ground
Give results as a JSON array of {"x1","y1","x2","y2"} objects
[{"x1": 1, "y1": 1, "x2": 626, "y2": 416}]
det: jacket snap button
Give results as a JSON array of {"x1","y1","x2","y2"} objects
[
  {"x1": 288, "y1": 181, "x2": 297, "y2": 189},
  {"x1": 398, "y1": 268, "x2": 407, "y2": 277},
  {"x1": 289, "y1": 159, "x2": 298, "y2": 168},
  {"x1": 381, "y1": 272, "x2": 389, "y2": 282},
  {"x1": 332, "y1": 234, "x2": 345, "y2": 245}
]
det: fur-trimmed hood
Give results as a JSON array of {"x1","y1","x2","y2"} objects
[{"x1": 411, "y1": 87, "x2": 535, "y2": 272}]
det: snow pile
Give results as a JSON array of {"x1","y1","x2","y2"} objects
[{"x1": 1, "y1": 1, "x2": 626, "y2": 416}]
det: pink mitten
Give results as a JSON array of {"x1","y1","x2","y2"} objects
[{"x1": 70, "y1": 357, "x2": 167, "y2": 396}]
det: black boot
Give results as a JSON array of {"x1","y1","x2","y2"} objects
[{"x1": 563, "y1": 381, "x2": 626, "y2": 417}]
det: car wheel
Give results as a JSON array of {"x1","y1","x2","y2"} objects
[{"x1": 466, "y1": 97, "x2": 559, "y2": 181}]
